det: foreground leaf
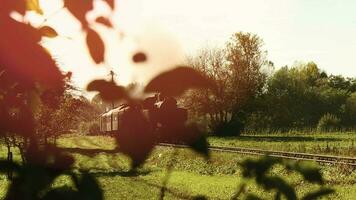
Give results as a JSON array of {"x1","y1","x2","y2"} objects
[
  {"x1": 302, "y1": 188, "x2": 334, "y2": 200},
  {"x1": 132, "y1": 52, "x2": 147, "y2": 63},
  {"x1": 87, "y1": 79, "x2": 127, "y2": 101},
  {"x1": 115, "y1": 107, "x2": 155, "y2": 168},
  {"x1": 145, "y1": 66, "x2": 216, "y2": 96},
  {"x1": 39, "y1": 26, "x2": 58, "y2": 38},
  {"x1": 104, "y1": 0, "x2": 115, "y2": 10},
  {"x1": 95, "y1": 16, "x2": 113, "y2": 28},
  {"x1": 86, "y1": 28, "x2": 105, "y2": 64},
  {"x1": 0, "y1": 16, "x2": 64, "y2": 88},
  {"x1": 64, "y1": 0, "x2": 94, "y2": 28}
]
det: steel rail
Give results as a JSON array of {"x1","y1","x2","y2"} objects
[{"x1": 158, "y1": 143, "x2": 356, "y2": 166}]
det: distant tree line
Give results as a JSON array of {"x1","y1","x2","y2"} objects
[{"x1": 183, "y1": 32, "x2": 356, "y2": 135}]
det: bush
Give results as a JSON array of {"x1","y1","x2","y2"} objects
[
  {"x1": 317, "y1": 113, "x2": 341, "y2": 132},
  {"x1": 77, "y1": 121, "x2": 101, "y2": 135},
  {"x1": 212, "y1": 120, "x2": 244, "y2": 136},
  {"x1": 88, "y1": 123, "x2": 101, "y2": 135}
]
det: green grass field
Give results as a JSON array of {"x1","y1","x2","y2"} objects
[
  {"x1": 208, "y1": 132, "x2": 356, "y2": 157},
  {"x1": 0, "y1": 132, "x2": 355, "y2": 199}
]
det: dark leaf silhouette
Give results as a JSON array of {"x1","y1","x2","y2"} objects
[
  {"x1": 189, "y1": 134, "x2": 209, "y2": 159},
  {"x1": 64, "y1": 0, "x2": 94, "y2": 28},
  {"x1": 259, "y1": 176, "x2": 297, "y2": 200},
  {"x1": 302, "y1": 188, "x2": 334, "y2": 200},
  {"x1": 1, "y1": 0, "x2": 27, "y2": 15},
  {"x1": 193, "y1": 195, "x2": 208, "y2": 200},
  {"x1": 245, "y1": 194, "x2": 262, "y2": 200},
  {"x1": 104, "y1": 0, "x2": 115, "y2": 10},
  {"x1": 145, "y1": 66, "x2": 216, "y2": 96},
  {"x1": 39, "y1": 26, "x2": 58, "y2": 38},
  {"x1": 132, "y1": 52, "x2": 147, "y2": 63},
  {"x1": 87, "y1": 79, "x2": 127, "y2": 101},
  {"x1": 75, "y1": 173, "x2": 103, "y2": 200},
  {"x1": 115, "y1": 106, "x2": 156, "y2": 168},
  {"x1": 0, "y1": 16, "x2": 64, "y2": 88},
  {"x1": 95, "y1": 16, "x2": 113, "y2": 28},
  {"x1": 86, "y1": 28, "x2": 105, "y2": 64},
  {"x1": 291, "y1": 163, "x2": 324, "y2": 184},
  {"x1": 42, "y1": 187, "x2": 78, "y2": 200}
]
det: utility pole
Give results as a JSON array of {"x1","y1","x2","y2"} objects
[
  {"x1": 110, "y1": 70, "x2": 115, "y2": 110},
  {"x1": 109, "y1": 70, "x2": 115, "y2": 132}
]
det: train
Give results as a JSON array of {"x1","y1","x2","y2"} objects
[{"x1": 99, "y1": 95, "x2": 187, "y2": 134}]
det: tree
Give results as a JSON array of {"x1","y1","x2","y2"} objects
[
  {"x1": 183, "y1": 47, "x2": 230, "y2": 131},
  {"x1": 182, "y1": 32, "x2": 270, "y2": 135},
  {"x1": 226, "y1": 32, "x2": 269, "y2": 113}
]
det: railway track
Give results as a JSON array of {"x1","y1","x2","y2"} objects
[{"x1": 159, "y1": 143, "x2": 356, "y2": 166}]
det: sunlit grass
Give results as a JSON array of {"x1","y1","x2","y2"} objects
[{"x1": 1, "y1": 133, "x2": 356, "y2": 199}]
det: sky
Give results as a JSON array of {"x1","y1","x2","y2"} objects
[{"x1": 27, "y1": 0, "x2": 356, "y2": 95}]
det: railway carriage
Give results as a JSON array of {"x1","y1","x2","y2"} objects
[{"x1": 99, "y1": 96, "x2": 187, "y2": 135}]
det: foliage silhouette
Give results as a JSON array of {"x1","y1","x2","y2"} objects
[
  {"x1": 234, "y1": 156, "x2": 334, "y2": 200},
  {"x1": 0, "y1": 1, "x2": 336, "y2": 200}
]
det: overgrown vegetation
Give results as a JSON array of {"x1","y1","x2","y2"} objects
[
  {"x1": 0, "y1": 1, "x2": 352, "y2": 200},
  {"x1": 184, "y1": 49, "x2": 356, "y2": 134}
]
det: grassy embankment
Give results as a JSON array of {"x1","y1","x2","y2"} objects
[{"x1": 0, "y1": 132, "x2": 355, "y2": 199}]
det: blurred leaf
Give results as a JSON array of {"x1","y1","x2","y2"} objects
[
  {"x1": 0, "y1": 16, "x2": 64, "y2": 88},
  {"x1": 245, "y1": 194, "x2": 262, "y2": 200},
  {"x1": 0, "y1": 160, "x2": 20, "y2": 173},
  {"x1": 1, "y1": 0, "x2": 27, "y2": 15},
  {"x1": 115, "y1": 107, "x2": 155, "y2": 168},
  {"x1": 189, "y1": 134, "x2": 209, "y2": 159},
  {"x1": 86, "y1": 28, "x2": 105, "y2": 64},
  {"x1": 39, "y1": 26, "x2": 58, "y2": 38},
  {"x1": 27, "y1": 0, "x2": 43, "y2": 15},
  {"x1": 42, "y1": 187, "x2": 78, "y2": 200},
  {"x1": 240, "y1": 157, "x2": 280, "y2": 178},
  {"x1": 64, "y1": 0, "x2": 94, "y2": 28},
  {"x1": 292, "y1": 163, "x2": 323, "y2": 184},
  {"x1": 145, "y1": 66, "x2": 216, "y2": 96},
  {"x1": 95, "y1": 16, "x2": 113, "y2": 28},
  {"x1": 302, "y1": 188, "x2": 334, "y2": 200},
  {"x1": 76, "y1": 173, "x2": 103, "y2": 200},
  {"x1": 104, "y1": 0, "x2": 115, "y2": 10},
  {"x1": 192, "y1": 195, "x2": 208, "y2": 200},
  {"x1": 87, "y1": 79, "x2": 127, "y2": 101},
  {"x1": 132, "y1": 52, "x2": 147, "y2": 63},
  {"x1": 259, "y1": 176, "x2": 296, "y2": 200}
]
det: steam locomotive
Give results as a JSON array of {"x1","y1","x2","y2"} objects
[{"x1": 99, "y1": 95, "x2": 187, "y2": 134}]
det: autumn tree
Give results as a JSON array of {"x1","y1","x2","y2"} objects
[
  {"x1": 226, "y1": 32, "x2": 270, "y2": 116},
  {"x1": 183, "y1": 32, "x2": 270, "y2": 135}
]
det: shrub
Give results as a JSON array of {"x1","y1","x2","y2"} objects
[
  {"x1": 89, "y1": 123, "x2": 101, "y2": 135},
  {"x1": 317, "y1": 113, "x2": 341, "y2": 132},
  {"x1": 212, "y1": 120, "x2": 244, "y2": 136}
]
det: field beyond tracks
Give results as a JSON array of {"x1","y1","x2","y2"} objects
[{"x1": 0, "y1": 132, "x2": 355, "y2": 199}]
